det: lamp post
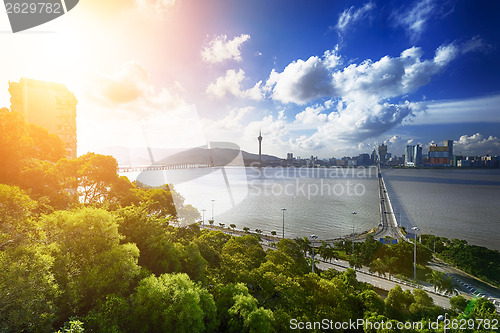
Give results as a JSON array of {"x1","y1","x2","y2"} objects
[
  {"x1": 310, "y1": 234, "x2": 318, "y2": 273},
  {"x1": 352, "y1": 212, "x2": 357, "y2": 255},
  {"x1": 411, "y1": 226, "x2": 420, "y2": 281},
  {"x1": 201, "y1": 209, "x2": 206, "y2": 227},
  {"x1": 437, "y1": 313, "x2": 448, "y2": 333},
  {"x1": 211, "y1": 200, "x2": 215, "y2": 222},
  {"x1": 281, "y1": 208, "x2": 286, "y2": 239}
]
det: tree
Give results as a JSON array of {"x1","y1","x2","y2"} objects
[
  {"x1": 0, "y1": 184, "x2": 38, "y2": 248},
  {"x1": 0, "y1": 245, "x2": 59, "y2": 332},
  {"x1": 220, "y1": 236, "x2": 266, "y2": 283},
  {"x1": 449, "y1": 295, "x2": 468, "y2": 313},
  {"x1": 294, "y1": 236, "x2": 311, "y2": 257},
  {"x1": 270, "y1": 230, "x2": 277, "y2": 236},
  {"x1": 131, "y1": 273, "x2": 217, "y2": 333},
  {"x1": 349, "y1": 254, "x2": 363, "y2": 270},
  {"x1": 216, "y1": 283, "x2": 274, "y2": 333},
  {"x1": 384, "y1": 285, "x2": 414, "y2": 320},
  {"x1": 0, "y1": 108, "x2": 31, "y2": 184},
  {"x1": 369, "y1": 258, "x2": 387, "y2": 278},
  {"x1": 27, "y1": 123, "x2": 66, "y2": 162},
  {"x1": 242, "y1": 227, "x2": 249, "y2": 233},
  {"x1": 41, "y1": 207, "x2": 141, "y2": 319}
]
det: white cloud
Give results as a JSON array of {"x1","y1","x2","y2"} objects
[
  {"x1": 336, "y1": 2, "x2": 375, "y2": 35},
  {"x1": 201, "y1": 34, "x2": 251, "y2": 64},
  {"x1": 202, "y1": 107, "x2": 252, "y2": 131},
  {"x1": 265, "y1": 52, "x2": 337, "y2": 105},
  {"x1": 392, "y1": 0, "x2": 450, "y2": 42},
  {"x1": 206, "y1": 69, "x2": 263, "y2": 100},
  {"x1": 264, "y1": 39, "x2": 483, "y2": 150},
  {"x1": 135, "y1": 0, "x2": 176, "y2": 13},
  {"x1": 78, "y1": 62, "x2": 206, "y2": 154},
  {"x1": 243, "y1": 111, "x2": 289, "y2": 154},
  {"x1": 294, "y1": 105, "x2": 328, "y2": 125},
  {"x1": 454, "y1": 133, "x2": 500, "y2": 156},
  {"x1": 413, "y1": 94, "x2": 500, "y2": 125}
]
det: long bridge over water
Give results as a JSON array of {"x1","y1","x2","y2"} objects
[{"x1": 118, "y1": 163, "x2": 213, "y2": 173}]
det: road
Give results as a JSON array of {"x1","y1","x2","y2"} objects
[
  {"x1": 315, "y1": 257, "x2": 452, "y2": 309},
  {"x1": 373, "y1": 165, "x2": 403, "y2": 240}
]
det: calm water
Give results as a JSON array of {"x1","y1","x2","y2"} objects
[
  {"x1": 383, "y1": 168, "x2": 500, "y2": 251},
  {"x1": 123, "y1": 166, "x2": 500, "y2": 250},
  {"x1": 127, "y1": 166, "x2": 380, "y2": 240}
]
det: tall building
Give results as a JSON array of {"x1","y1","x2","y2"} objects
[
  {"x1": 257, "y1": 130, "x2": 263, "y2": 166},
  {"x1": 378, "y1": 144, "x2": 388, "y2": 164},
  {"x1": 405, "y1": 144, "x2": 422, "y2": 167},
  {"x1": 358, "y1": 153, "x2": 370, "y2": 166},
  {"x1": 371, "y1": 149, "x2": 377, "y2": 164},
  {"x1": 429, "y1": 140, "x2": 453, "y2": 166},
  {"x1": 9, "y1": 78, "x2": 77, "y2": 159}
]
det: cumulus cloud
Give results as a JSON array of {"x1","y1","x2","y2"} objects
[
  {"x1": 202, "y1": 107, "x2": 253, "y2": 131},
  {"x1": 266, "y1": 43, "x2": 463, "y2": 105},
  {"x1": 201, "y1": 34, "x2": 251, "y2": 63},
  {"x1": 206, "y1": 69, "x2": 263, "y2": 100},
  {"x1": 454, "y1": 133, "x2": 500, "y2": 156},
  {"x1": 100, "y1": 61, "x2": 150, "y2": 104},
  {"x1": 294, "y1": 105, "x2": 328, "y2": 125},
  {"x1": 263, "y1": 39, "x2": 483, "y2": 150},
  {"x1": 265, "y1": 51, "x2": 338, "y2": 105},
  {"x1": 392, "y1": 0, "x2": 451, "y2": 42},
  {"x1": 90, "y1": 61, "x2": 190, "y2": 120},
  {"x1": 335, "y1": 2, "x2": 375, "y2": 36}
]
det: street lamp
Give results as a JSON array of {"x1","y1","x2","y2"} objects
[
  {"x1": 352, "y1": 212, "x2": 357, "y2": 255},
  {"x1": 211, "y1": 200, "x2": 215, "y2": 222},
  {"x1": 411, "y1": 226, "x2": 420, "y2": 281},
  {"x1": 281, "y1": 208, "x2": 286, "y2": 239},
  {"x1": 310, "y1": 234, "x2": 318, "y2": 273},
  {"x1": 201, "y1": 209, "x2": 206, "y2": 227},
  {"x1": 437, "y1": 313, "x2": 448, "y2": 333}
]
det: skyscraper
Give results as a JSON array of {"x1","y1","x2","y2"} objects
[
  {"x1": 405, "y1": 144, "x2": 422, "y2": 167},
  {"x1": 378, "y1": 144, "x2": 388, "y2": 164},
  {"x1": 9, "y1": 78, "x2": 77, "y2": 158}
]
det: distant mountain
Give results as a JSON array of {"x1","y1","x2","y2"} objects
[{"x1": 96, "y1": 146, "x2": 282, "y2": 167}]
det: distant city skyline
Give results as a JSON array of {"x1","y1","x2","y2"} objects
[{"x1": 1, "y1": 0, "x2": 500, "y2": 158}]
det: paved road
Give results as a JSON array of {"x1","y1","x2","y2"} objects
[
  {"x1": 428, "y1": 258, "x2": 500, "y2": 311},
  {"x1": 314, "y1": 257, "x2": 452, "y2": 309},
  {"x1": 373, "y1": 166, "x2": 403, "y2": 240}
]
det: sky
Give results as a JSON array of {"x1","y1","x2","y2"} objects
[{"x1": 1, "y1": 0, "x2": 500, "y2": 160}]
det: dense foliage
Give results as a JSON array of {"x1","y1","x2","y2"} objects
[
  {"x1": 0, "y1": 108, "x2": 498, "y2": 332},
  {"x1": 421, "y1": 235, "x2": 500, "y2": 287}
]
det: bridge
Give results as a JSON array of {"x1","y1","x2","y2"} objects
[
  {"x1": 118, "y1": 163, "x2": 213, "y2": 173},
  {"x1": 374, "y1": 163, "x2": 405, "y2": 241}
]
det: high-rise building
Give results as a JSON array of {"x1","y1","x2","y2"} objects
[
  {"x1": 429, "y1": 140, "x2": 453, "y2": 166},
  {"x1": 378, "y1": 144, "x2": 388, "y2": 164},
  {"x1": 405, "y1": 144, "x2": 422, "y2": 167},
  {"x1": 371, "y1": 149, "x2": 377, "y2": 164},
  {"x1": 358, "y1": 153, "x2": 370, "y2": 166},
  {"x1": 9, "y1": 78, "x2": 77, "y2": 159}
]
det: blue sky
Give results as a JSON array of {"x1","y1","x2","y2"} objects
[{"x1": 1, "y1": 0, "x2": 499, "y2": 159}]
